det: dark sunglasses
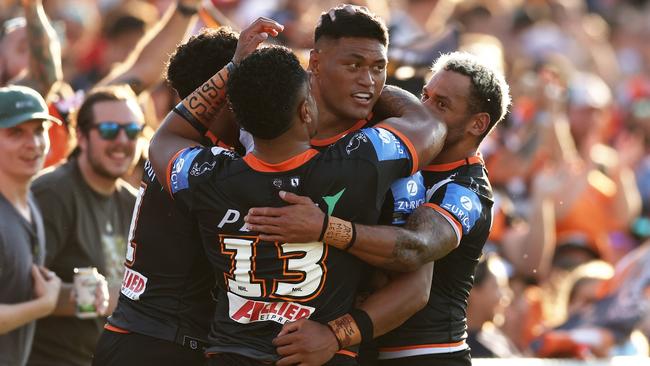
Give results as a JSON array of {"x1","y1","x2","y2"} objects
[{"x1": 91, "y1": 122, "x2": 143, "y2": 140}]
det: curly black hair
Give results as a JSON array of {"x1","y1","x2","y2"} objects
[
  {"x1": 227, "y1": 46, "x2": 308, "y2": 140},
  {"x1": 314, "y1": 5, "x2": 388, "y2": 46},
  {"x1": 166, "y1": 27, "x2": 239, "y2": 99},
  {"x1": 431, "y1": 52, "x2": 511, "y2": 143}
]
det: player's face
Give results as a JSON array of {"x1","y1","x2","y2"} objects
[
  {"x1": 311, "y1": 37, "x2": 386, "y2": 122},
  {"x1": 80, "y1": 99, "x2": 144, "y2": 180},
  {"x1": 421, "y1": 69, "x2": 475, "y2": 148},
  {"x1": 0, "y1": 119, "x2": 49, "y2": 182}
]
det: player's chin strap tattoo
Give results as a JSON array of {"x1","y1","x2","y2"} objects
[
  {"x1": 327, "y1": 309, "x2": 373, "y2": 349},
  {"x1": 173, "y1": 62, "x2": 236, "y2": 135},
  {"x1": 318, "y1": 216, "x2": 356, "y2": 251}
]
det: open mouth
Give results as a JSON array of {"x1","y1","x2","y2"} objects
[{"x1": 352, "y1": 92, "x2": 373, "y2": 104}]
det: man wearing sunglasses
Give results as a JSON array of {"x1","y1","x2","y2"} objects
[{"x1": 28, "y1": 85, "x2": 142, "y2": 366}]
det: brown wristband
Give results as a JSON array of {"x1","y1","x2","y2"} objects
[
  {"x1": 323, "y1": 216, "x2": 354, "y2": 250},
  {"x1": 327, "y1": 313, "x2": 361, "y2": 350}
]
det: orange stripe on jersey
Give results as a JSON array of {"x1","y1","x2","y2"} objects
[
  {"x1": 423, "y1": 203, "x2": 462, "y2": 243},
  {"x1": 375, "y1": 123, "x2": 419, "y2": 176},
  {"x1": 336, "y1": 349, "x2": 358, "y2": 358},
  {"x1": 310, "y1": 118, "x2": 369, "y2": 147},
  {"x1": 165, "y1": 149, "x2": 186, "y2": 194},
  {"x1": 204, "y1": 130, "x2": 219, "y2": 145},
  {"x1": 379, "y1": 340, "x2": 466, "y2": 352},
  {"x1": 104, "y1": 324, "x2": 131, "y2": 334},
  {"x1": 423, "y1": 154, "x2": 484, "y2": 172},
  {"x1": 243, "y1": 149, "x2": 319, "y2": 173}
]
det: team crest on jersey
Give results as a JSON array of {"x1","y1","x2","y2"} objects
[
  {"x1": 210, "y1": 146, "x2": 237, "y2": 159},
  {"x1": 227, "y1": 292, "x2": 315, "y2": 325},
  {"x1": 346, "y1": 132, "x2": 369, "y2": 155},
  {"x1": 121, "y1": 267, "x2": 148, "y2": 300},
  {"x1": 190, "y1": 161, "x2": 216, "y2": 176}
]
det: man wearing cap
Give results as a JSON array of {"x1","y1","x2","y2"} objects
[
  {"x1": 27, "y1": 85, "x2": 141, "y2": 366},
  {"x1": 0, "y1": 85, "x2": 62, "y2": 366}
]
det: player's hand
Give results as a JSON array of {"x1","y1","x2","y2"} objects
[
  {"x1": 245, "y1": 191, "x2": 324, "y2": 243},
  {"x1": 232, "y1": 17, "x2": 284, "y2": 65},
  {"x1": 32, "y1": 265, "x2": 61, "y2": 313},
  {"x1": 273, "y1": 318, "x2": 339, "y2": 366},
  {"x1": 94, "y1": 274, "x2": 110, "y2": 316}
]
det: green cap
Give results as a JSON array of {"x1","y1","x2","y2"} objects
[{"x1": 0, "y1": 85, "x2": 62, "y2": 128}]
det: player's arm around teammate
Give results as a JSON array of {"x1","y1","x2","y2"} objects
[{"x1": 149, "y1": 17, "x2": 284, "y2": 177}]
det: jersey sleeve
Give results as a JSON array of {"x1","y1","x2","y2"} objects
[
  {"x1": 423, "y1": 183, "x2": 484, "y2": 245},
  {"x1": 165, "y1": 146, "x2": 234, "y2": 206},
  {"x1": 356, "y1": 126, "x2": 416, "y2": 176}
]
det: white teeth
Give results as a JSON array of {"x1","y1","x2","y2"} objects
[{"x1": 352, "y1": 92, "x2": 372, "y2": 99}]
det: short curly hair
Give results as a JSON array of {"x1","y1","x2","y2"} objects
[
  {"x1": 314, "y1": 5, "x2": 388, "y2": 46},
  {"x1": 227, "y1": 46, "x2": 309, "y2": 140},
  {"x1": 431, "y1": 52, "x2": 511, "y2": 142},
  {"x1": 166, "y1": 27, "x2": 238, "y2": 99}
]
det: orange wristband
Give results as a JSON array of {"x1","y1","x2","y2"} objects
[
  {"x1": 323, "y1": 217, "x2": 354, "y2": 249},
  {"x1": 327, "y1": 313, "x2": 361, "y2": 350}
]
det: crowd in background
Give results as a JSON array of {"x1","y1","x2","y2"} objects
[{"x1": 1, "y1": 0, "x2": 650, "y2": 361}]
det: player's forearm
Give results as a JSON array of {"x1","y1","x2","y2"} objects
[
  {"x1": 359, "y1": 264, "x2": 432, "y2": 337},
  {"x1": 22, "y1": 0, "x2": 62, "y2": 98},
  {"x1": 0, "y1": 298, "x2": 55, "y2": 334},
  {"x1": 326, "y1": 264, "x2": 432, "y2": 348},
  {"x1": 375, "y1": 85, "x2": 446, "y2": 168},
  {"x1": 332, "y1": 207, "x2": 457, "y2": 271},
  {"x1": 149, "y1": 63, "x2": 232, "y2": 180},
  {"x1": 98, "y1": 2, "x2": 199, "y2": 94}
]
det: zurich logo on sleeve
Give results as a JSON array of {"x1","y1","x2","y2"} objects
[
  {"x1": 440, "y1": 183, "x2": 482, "y2": 234},
  {"x1": 392, "y1": 172, "x2": 425, "y2": 225},
  {"x1": 363, "y1": 127, "x2": 409, "y2": 161},
  {"x1": 170, "y1": 148, "x2": 201, "y2": 193}
]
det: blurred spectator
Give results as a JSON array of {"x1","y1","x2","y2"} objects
[
  {"x1": 0, "y1": 85, "x2": 62, "y2": 366},
  {"x1": 0, "y1": 0, "x2": 62, "y2": 99},
  {"x1": 27, "y1": 85, "x2": 142, "y2": 366},
  {"x1": 466, "y1": 253, "x2": 519, "y2": 358}
]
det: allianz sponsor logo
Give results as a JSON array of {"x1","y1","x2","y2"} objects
[
  {"x1": 442, "y1": 203, "x2": 471, "y2": 232},
  {"x1": 228, "y1": 292, "x2": 315, "y2": 325},
  {"x1": 121, "y1": 267, "x2": 148, "y2": 300}
]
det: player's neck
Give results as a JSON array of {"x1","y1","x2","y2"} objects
[
  {"x1": 430, "y1": 142, "x2": 478, "y2": 165},
  {"x1": 252, "y1": 127, "x2": 312, "y2": 165},
  {"x1": 312, "y1": 108, "x2": 359, "y2": 141}
]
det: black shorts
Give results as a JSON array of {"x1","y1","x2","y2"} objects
[
  {"x1": 206, "y1": 352, "x2": 358, "y2": 366},
  {"x1": 377, "y1": 349, "x2": 471, "y2": 366},
  {"x1": 92, "y1": 329, "x2": 205, "y2": 366}
]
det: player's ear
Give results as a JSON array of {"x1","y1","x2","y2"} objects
[
  {"x1": 468, "y1": 112, "x2": 490, "y2": 137},
  {"x1": 308, "y1": 49, "x2": 320, "y2": 76},
  {"x1": 299, "y1": 98, "x2": 311, "y2": 125}
]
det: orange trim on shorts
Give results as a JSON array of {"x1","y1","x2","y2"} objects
[
  {"x1": 379, "y1": 340, "x2": 466, "y2": 352},
  {"x1": 104, "y1": 323, "x2": 131, "y2": 334},
  {"x1": 423, "y1": 154, "x2": 484, "y2": 172},
  {"x1": 243, "y1": 149, "x2": 319, "y2": 173}
]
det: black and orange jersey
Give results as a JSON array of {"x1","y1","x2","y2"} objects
[
  {"x1": 167, "y1": 126, "x2": 417, "y2": 362},
  {"x1": 107, "y1": 159, "x2": 216, "y2": 349},
  {"x1": 310, "y1": 116, "x2": 426, "y2": 227},
  {"x1": 377, "y1": 155, "x2": 494, "y2": 360}
]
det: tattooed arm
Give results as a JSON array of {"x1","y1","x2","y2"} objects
[
  {"x1": 246, "y1": 192, "x2": 458, "y2": 272},
  {"x1": 17, "y1": 0, "x2": 62, "y2": 99}
]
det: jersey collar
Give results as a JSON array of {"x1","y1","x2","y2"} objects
[
  {"x1": 243, "y1": 149, "x2": 319, "y2": 173},
  {"x1": 423, "y1": 153, "x2": 484, "y2": 172}
]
